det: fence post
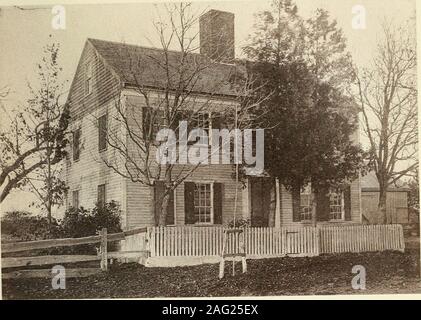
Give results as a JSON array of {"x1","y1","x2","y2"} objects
[{"x1": 100, "y1": 228, "x2": 108, "y2": 271}]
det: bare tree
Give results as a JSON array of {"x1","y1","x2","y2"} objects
[
  {"x1": 356, "y1": 20, "x2": 417, "y2": 224},
  {"x1": 98, "y1": 3, "x2": 268, "y2": 226}
]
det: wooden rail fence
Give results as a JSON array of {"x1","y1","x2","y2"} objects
[{"x1": 1, "y1": 227, "x2": 148, "y2": 279}]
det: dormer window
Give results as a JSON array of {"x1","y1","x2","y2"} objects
[{"x1": 85, "y1": 62, "x2": 93, "y2": 96}]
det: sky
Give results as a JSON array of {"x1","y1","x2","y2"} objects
[{"x1": 0, "y1": 0, "x2": 417, "y2": 214}]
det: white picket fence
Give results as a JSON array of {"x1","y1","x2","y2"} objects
[
  {"x1": 144, "y1": 224, "x2": 404, "y2": 260},
  {"x1": 319, "y1": 224, "x2": 405, "y2": 254}
]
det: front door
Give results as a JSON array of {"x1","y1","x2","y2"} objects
[{"x1": 249, "y1": 177, "x2": 272, "y2": 227}]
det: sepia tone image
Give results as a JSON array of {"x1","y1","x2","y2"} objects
[{"x1": 0, "y1": 0, "x2": 419, "y2": 299}]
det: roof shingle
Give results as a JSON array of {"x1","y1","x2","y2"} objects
[{"x1": 88, "y1": 38, "x2": 243, "y2": 97}]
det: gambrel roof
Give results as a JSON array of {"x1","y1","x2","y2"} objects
[{"x1": 88, "y1": 38, "x2": 243, "y2": 97}]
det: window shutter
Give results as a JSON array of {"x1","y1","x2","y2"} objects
[
  {"x1": 97, "y1": 184, "x2": 106, "y2": 208},
  {"x1": 316, "y1": 187, "x2": 330, "y2": 221},
  {"x1": 213, "y1": 183, "x2": 223, "y2": 224},
  {"x1": 73, "y1": 129, "x2": 80, "y2": 161},
  {"x1": 184, "y1": 182, "x2": 195, "y2": 224},
  {"x1": 166, "y1": 188, "x2": 175, "y2": 225},
  {"x1": 344, "y1": 185, "x2": 352, "y2": 221},
  {"x1": 142, "y1": 107, "x2": 151, "y2": 140},
  {"x1": 212, "y1": 112, "x2": 221, "y2": 130},
  {"x1": 98, "y1": 115, "x2": 107, "y2": 151},
  {"x1": 154, "y1": 181, "x2": 164, "y2": 225},
  {"x1": 292, "y1": 185, "x2": 301, "y2": 222}
]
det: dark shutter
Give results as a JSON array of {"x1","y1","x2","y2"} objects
[
  {"x1": 213, "y1": 182, "x2": 223, "y2": 224},
  {"x1": 184, "y1": 182, "x2": 195, "y2": 224},
  {"x1": 316, "y1": 187, "x2": 330, "y2": 221},
  {"x1": 142, "y1": 107, "x2": 151, "y2": 140},
  {"x1": 292, "y1": 185, "x2": 301, "y2": 222},
  {"x1": 97, "y1": 184, "x2": 106, "y2": 208},
  {"x1": 212, "y1": 112, "x2": 221, "y2": 130},
  {"x1": 166, "y1": 189, "x2": 175, "y2": 225},
  {"x1": 98, "y1": 115, "x2": 107, "y2": 151},
  {"x1": 344, "y1": 185, "x2": 352, "y2": 221},
  {"x1": 73, "y1": 129, "x2": 80, "y2": 161},
  {"x1": 154, "y1": 181, "x2": 175, "y2": 226},
  {"x1": 154, "y1": 181, "x2": 164, "y2": 225}
]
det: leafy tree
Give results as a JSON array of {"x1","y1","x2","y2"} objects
[
  {"x1": 244, "y1": 0, "x2": 364, "y2": 225},
  {"x1": 0, "y1": 42, "x2": 69, "y2": 223}
]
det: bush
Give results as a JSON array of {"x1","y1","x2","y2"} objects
[
  {"x1": 1, "y1": 202, "x2": 122, "y2": 255},
  {"x1": 227, "y1": 218, "x2": 250, "y2": 228},
  {"x1": 61, "y1": 201, "x2": 122, "y2": 254},
  {"x1": 1, "y1": 211, "x2": 61, "y2": 242}
]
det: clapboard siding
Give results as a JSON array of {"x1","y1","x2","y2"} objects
[
  {"x1": 122, "y1": 91, "x2": 244, "y2": 228},
  {"x1": 67, "y1": 40, "x2": 121, "y2": 121},
  {"x1": 65, "y1": 98, "x2": 125, "y2": 217}
]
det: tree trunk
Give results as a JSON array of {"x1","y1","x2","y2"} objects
[
  {"x1": 158, "y1": 169, "x2": 172, "y2": 226},
  {"x1": 46, "y1": 140, "x2": 52, "y2": 225},
  {"x1": 378, "y1": 187, "x2": 387, "y2": 224},
  {"x1": 158, "y1": 192, "x2": 170, "y2": 226},
  {"x1": 311, "y1": 191, "x2": 317, "y2": 227},
  {"x1": 268, "y1": 179, "x2": 276, "y2": 227}
]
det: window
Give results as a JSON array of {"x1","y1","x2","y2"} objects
[
  {"x1": 300, "y1": 185, "x2": 312, "y2": 221},
  {"x1": 299, "y1": 185, "x2": 344, "y2": 221},
  {"x1": 329, "y1": 191, "x2": 344, "y2": 220},
  {"x1": 194, "y1": 183, "x2": 212, "y2": 224},
  {"x1": 190, "y1": 112, "x2": 210, "y2": 144},
  {"x1": 73, "y1": 128, "x2": 81, "y2": 161},
  {"x1": 98, "y1": 114, "x2": 107, "y2": 151},
  {"x1": 72, "y1": 190, "x2": 79, "y2": 208},
  {"x1": 85, "y1": 62, "x2": 93, "y2": 96},
  {"x1": 142, "y1": 107, "x2": 165, "y2": 141},
  {"x1": 97, "y1": 184, "x2": 106, "y2": 208}
]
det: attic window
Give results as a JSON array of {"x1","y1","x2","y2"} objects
[{"x1": 85, "y1": 62, "x2": 93, "y2": 96}]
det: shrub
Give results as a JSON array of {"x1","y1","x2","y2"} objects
[
  {"x1": 1, "y1": 211, "x2": 61, "y2": 242},
  {"x1": 61, "y1": 201, "x2": 122, "y2": 254},
  {"x1": 227, "y1": 218, "x2": 250, "y2": 228}
]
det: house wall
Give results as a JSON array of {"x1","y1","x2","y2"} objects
[
  {"x1": 280, "y1": 178, "x2": 361, "y2": 226},
  {"x1": 65, "y1": 40, "x2": 125, "y2": 223},
  {"x1": 65, "y1": 98, "x2": 126, "y2": 220},
  {"x1": 67, "y1": 40, "x2": 121, "y2": 120},
  {"x1": 122, "y1": 90, "x2": 245, "y2": 229},
  {"x1": 361, "y1": 190, "x2": 409, "y2": 224}
]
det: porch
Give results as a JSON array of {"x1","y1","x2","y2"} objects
[{"x1": 120, "y1": 224, "x2": 405, "y2": 267}]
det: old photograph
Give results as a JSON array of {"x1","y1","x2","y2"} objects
[{"x1": 0, "y1": 0, "x2": 419, "y2": 300}]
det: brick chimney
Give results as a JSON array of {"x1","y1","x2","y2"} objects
[{"x1": 199, "y1": 10, "x2": 235, "y2": 63}]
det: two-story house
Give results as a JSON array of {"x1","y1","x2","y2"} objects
[{"x1": 65, "y1": 9, "x2": 362, "y2": 232}]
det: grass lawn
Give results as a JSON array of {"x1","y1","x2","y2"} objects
[{"x1": 2, "y1": 250, "x2": 420, "y2": 299}]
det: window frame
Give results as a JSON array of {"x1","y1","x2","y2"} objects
[
  {"x1": 192, "y1": 182, "x2": 214, "y2": 225},
  {"x1": 299, "y1": 184, "x2": 312, "y2": 222},
  {"x1": 188, "y1": 111, "x2": 212, "y2": 146},
  {"x1": 97, "y1": 184, "x2": 106, "y2": 208},
  {"x1": 328, "y1": 191, "x2": 345, "y2": 221},
  {"x1": 72, "y1": 190, "x2": 79, "y2": 209},
  {"x1": 299, "y1": 185, "x2": 345, "y2": 222}
]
